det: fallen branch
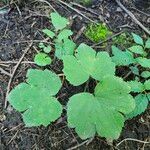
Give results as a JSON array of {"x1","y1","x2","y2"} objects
[
  {"x1": 116, "y1": 138, "x2": 150, "y2": 147},
  {"x1": 4, "y1": 42, "x2": 33, "y2": 108},
  {"x1": 115, "y1": 0, "x2": 150, "y2": 35},
  {"x1": 0, "y1": 67, "x2": 12, "y2": 77},
  {"x1": 56, "y1": 0, "x2": 96, "y2": 23},
  {"x1": 67, "y1": 138, "x2": 93, "y2": 150}
]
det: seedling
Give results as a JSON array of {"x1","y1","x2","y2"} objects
[
  {"x1": 42, "y1": 12, "x2": 76, "y2": 59},
  {"x1": 34, "y1": 52, "x2": 51, "y2": 66},
  {"x1": 112, "y1": 33, "x2": 150, "y2": 119}
]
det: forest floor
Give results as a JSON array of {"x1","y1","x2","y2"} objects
[{"x1": 0, "y1": 0, "x2": 150, "y2": 149}]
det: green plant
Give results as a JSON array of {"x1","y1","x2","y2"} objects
[
  {"x1": 34, "y1": 52, "x2": 51, "y2": 66},
  {"x1": 111, "y1": 33, "x2": 150, "y2": 119},
  {"x1": 9, "y1": 13, "x2": 146, "y2": 141},
  {"x1": 62, "y1": 43, "x2": 135, "y2": 139},
  {"x1": 67, "y1": 76, "x2": 134, "y2": 139},
  {"x1": 85, "y1": 23, "x2": 112, "y2": 43},
  {"x1": 41, "y1": 12, "x2": 76, "y2": 60},
  {"x1": 63, "y1": 43, "x2": 115, "y2": 86},
  {"x1": 8, "y1": 69, "x2": 62, "y2": 126}
]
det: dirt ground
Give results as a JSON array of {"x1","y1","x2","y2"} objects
[{"x1": 0, "y1": 0, "x2": 150, "y2": 149}]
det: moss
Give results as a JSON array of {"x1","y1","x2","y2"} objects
[{"x1": 85, "y1": 23, "x2": 112, "y2": 43}]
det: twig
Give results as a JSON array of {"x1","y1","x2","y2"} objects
[
  {"x1": 73, "y1": 26, "x2": 86, "y2": 41},
  {"x1": 0, "y1": 61, "x2": 35, "y2": 65},
  {"x1": 131, "y1": 7, "x2": 150, "y2": 17},
  {"x1": 35, "y1": 0, "x2": 57, "y2": 12},
  {"x1": 123, "y1": 64, "x2": 139, "y2": 79},
  {"x1": 67, "y1": 138, "x2": 93, "y2": 150},
  {"x1": 116, "y1": 138, "x2": 150, "y2": 147},
  {"x1": 71, "y1": 2, "x2": 99, "y2": 17},
  {"x1": 7, "y1": 131, "x2": 19, "y2": 145},
  {"x1": 92, "y1": 31, "x2": 123, "y2": 48},
  {"x1": 4, "y1": 42, "x2": 33, "y2": 108},
  {"x1": 0, "y1": 67, "x2": 12, "y2": 77},
  {"x1": 115, "y1": 0, "x2": 150, "y2": 35},
  {"x1": 56, "y1": 0, "x2": 96, "y2": 23}
]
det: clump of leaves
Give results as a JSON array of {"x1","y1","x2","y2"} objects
[
  {"x1": 62, "y1": 43, "x2": 135, "y2": 139},
  {"x1": 41, "y1": 12, "x2": 76, "y2": 59},
  {"x1": 111, "y1": 33, "x2": 150, "y2": 119},
  {"x1": 66, "y1": 73, "x2": 135, "y2": 140},
  {"x1": 126, "y1": 80, "x2": 150, "y2": 119},
  {"x1": 8, "y1": 69, "x2": 62, "y2": 126},
  {"x1": 85, "y1": 23, "x2": 112, "y2": 43},
  {"x1": 34, "y1": 12, "x2": 76, "y2": 66}
]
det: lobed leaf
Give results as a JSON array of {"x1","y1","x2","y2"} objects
[
  {"x1": 67, "y1": 76, "x2": 135, "y2": 139},
  {"x1": 141, "y1": 71, "x2": 150, "y2": 78},
  {"x1": 112, "y1": 46, "x2": 135, "y2": 66},
  {"x1": 136, "y1": 57, "x2": 150, "y2": 68},
  {"x1": 132, "y1": 33, "x2": 144, "y2": 46},
  {"x1": 55, "y1": 39, "x2": 76, "y2": 59},
  {"x1": 57, "y1": 29, "x2": 73, "y2": 41},
  {"x1": 126, "y1": 94, "x2": 149, "y2": 119},
  {"x1": 128, "y1": 45, "x2": 145, "y2": 55},
  {"x1": 42, "y1": 29, "x2": 55, "y2": 38},
  {"x1": 127, "y1": 80, "x2": 144, "y2": 93},
  {"x1": 130, "y1": 66, "x2": 139, "y2": 76},
  {"x1": 145, "y1": 38, "x2": 150, "y2": 49},
  {"x1": 50, "y1": 12, "x2": 69, "y2": 30},
  {"x1": 144, "y1": 79, "x2": 150, "y2": 90},
  {"x1": 34, "y1": 53, "x2": 51, "y2": 66},
  {"x1": 63, "y1": 44, "x2": 115, "y2": 86},
  {"x1": 8, "y1": 69, "x2": 62, "y2": 126}
]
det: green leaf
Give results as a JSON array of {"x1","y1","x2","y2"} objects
[
  {"x1": 67, "y1": 76, "x2": 135, "y2": 139},
  {"x1": 42, "y1": 29, "x2": 55, "y2": 38},
  {"x1": 130, "y1": 66, "x2": 139, "y2": 75},
  {"x1": 55, "y1": 39, "x2": 76, "y2": 59},
  {"x1": 141, "y1": 71, "x2": 150, "y2": 78},
  {"x1": 34, "y1": 53, "x2": 51, "y2": 66},
  {"x1": 128, "y1": 45, "x2": 145, "y2": 55},
  {"x1": 39, "y1": 42, "x2": 45, "y2": 49},
  {"x1": 58, "y1": 29, "x2": 73, "y2": 41},
  {"x1": 127, "y1": 80, "x2": 144, "y2": 93},
  {"x1": 126, "y1": 94, "x2": 148, "y2": 119},
  {"x1": 50, "y1": 12, "x2": 69, "y2": 30},
  {"x1": 132, "y1": 33, "x2": 144, "y2": 46},
  {"x1": 136, "y1": 57, "x2": 150, "y2": 68},
  {"x1": 112, "y1": 46, "x2": 135, "y2": 66},
  {"x1": 63, "y1": 43, "x2": 115, "y2": 86},
  {"x1": 147, "y1": 93, "x2": 150, "y2": 101},
  {"x1": 144, "y1": 79, "x2": 150, "y2": 90},
  {"x1": 8, "y1": 69, "x2": 62, "y2": 126},
  {"x1": 43, "y1": 45, "x2": 51, "y2": 53},
  {"x1": 26, "y1": 69, "x2": 61, "y2": 95},
  {"x1": 145, "y1": 38, "x2": 150, "y2": 49}
]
